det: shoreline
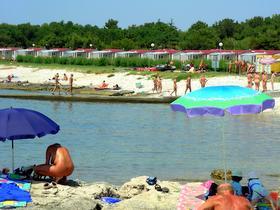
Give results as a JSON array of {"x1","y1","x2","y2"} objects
[
  {"x1": 0, "y1": 64, "x2": 265, "y2": 96},
  {"x1": 0, "y1": 93, "x2": 176, "y2": 104},
  {"x1": 0, "y1": 64, "x2": 280, "y2": 105}
]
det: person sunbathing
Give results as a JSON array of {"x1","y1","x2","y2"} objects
[
  {"x1": 34, "y1": 143, "x2": 74, "y2": 184},
  {"x1": 7, "y1": 74, "x2": 13, "y2": 82},
  {"x1": 100, "y1": 80, "x2": 108, "y2": 88},
  {"x1": 113, "y1": 84, "x2": 121, "y2": 90}
]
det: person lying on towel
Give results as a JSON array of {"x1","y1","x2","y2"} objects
[
  {"x1": 100, "y1": 80, "x2": 108, "y2": 88},
  {"x1": 34, "y1": 143, "x2": 74, "y2": 184}
]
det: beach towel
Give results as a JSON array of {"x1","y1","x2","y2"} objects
[
  {"x1": 135, "y1": 82, "x2": 143, "y2": 89},
  {"x1": 101, "y1": 197, "x2": 121, "y2": 204},
  {"x1": 0, "y1": 177, "x2": 32, "y2": 208},
  {"x1": 0, "y1": 183, "x2": 31, "y2": 202},
  {"x1": 177, "y1": 182, "x2": 208, "y2": 210}
]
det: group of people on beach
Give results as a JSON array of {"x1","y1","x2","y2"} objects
[
  {"x1": 169, "y1": 75, "x2": 207, "y2": 96},
  {"x1": 168, "y1": 69, "x2": 276, "y2": 98},
  {"x1": 227, "y1": 60, "x2": 251, "y2": 74},
  {"x1": 200, "y1": 170, "x2": 278, "y2": 210},
  {"x1": 247, "y1": 71, "x2": 277, "y2": 92},
  {"x1": 51, "y1": 73, "x2": 74, "y2": 95},
  {"x1": 152, "y1": 75, "x2": 163, "y2": 94}
]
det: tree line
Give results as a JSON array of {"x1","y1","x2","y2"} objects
[{"x1": 0, "y1": 15, "x2": 279, "y2": 50}]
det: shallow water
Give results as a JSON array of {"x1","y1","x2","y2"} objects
[{"x1": 0, "y1": 94, "x2": 279, "y2": 189}]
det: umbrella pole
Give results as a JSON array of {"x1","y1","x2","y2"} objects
[
  {"x1": 222, "y1": 117, "x2": 227, "y2": 182},
  {"x1": 12, "y1": 140, "x2": 14, "y2": 172}
]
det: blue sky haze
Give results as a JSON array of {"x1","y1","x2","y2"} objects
[{"x1": 1, "y1": 0, "x2": 279, "y2": 30}]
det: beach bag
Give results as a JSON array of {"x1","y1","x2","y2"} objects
[
  {"x1": 146, "y1": 177, "x2": 157, "y2": 185},
  {"x1": 14, "y1": 165, "x2": 34, "y2": 178}
]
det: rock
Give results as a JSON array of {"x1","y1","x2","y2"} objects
[
  {"x1": 24, "y1": 177, "x2": 186, "y2": 210},
  {"x1": 108, "y1": 176, "x2": 181, "y2": 210},
  {"x1": 26, "y1": 181, "x2": 118, "y2": 210},
  {"x1": 118, "y1": 176, "x2": 150, "y2": 199}
]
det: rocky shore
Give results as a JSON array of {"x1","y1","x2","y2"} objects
[{"x1": 26, "y1": 176, "x2": 191, "y2": 210}]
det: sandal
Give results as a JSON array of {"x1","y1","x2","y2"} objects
[
  {"x1": 43, "y1": 183, "x2": 52, "y2": 190},
  {"x1": 155, "y1": 184, "x2": 162, "y2": 191},
  {"x1": 162, "y1": 187, "x2": 169, "y2": 193},
  {"x1": 51, "y1": 181, "x2": 57, "y2": 188}
]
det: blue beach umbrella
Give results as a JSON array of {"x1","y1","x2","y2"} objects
[
  {"x1": 0, "y1": 107, "x2": 60, "y2": 170},
  {"x1": 170, "y1": 85, "x2": 275, "y2": 180}
]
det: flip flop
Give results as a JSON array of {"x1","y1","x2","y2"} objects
[
  {"x1": 42, "y1": 187, "x2": 59, "y2": 195},
  {"x1": 44, "y1": 183, "x2": 52, "y2": 190},
  {"x1": 155, "y1": 184, "x2": 162, "y2": 191},
  {"x1": 162, "y1": 187, "x2": 169, "y2": 193},
  {"x1": 51, "y1": 181, "x2": 57, "y2": 188}
]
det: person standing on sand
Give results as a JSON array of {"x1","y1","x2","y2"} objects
[
  {"x1": 66, "y1": 74, "x2": 74, "y2": 95},
  {"x1": 228, "y1": 61, "x2": 233, "y2": 73},
  {"x1": 152, "y1": 76, "x2": 158, "y2": 93},
  {"x1": 261, "y1": 71, "x2": 268, "y2": 92},
  {"x1": 235, "y1": 60, "x2": 241, "y2": 74},
  {"x1": 52, "y1": 73, "x2": 61, "y2": 95},
  {"x1": 254, "y1": 72, "x2": 260, "y2": 91},
  {"x1": 271, "y1": 72, "x2": 276, "y2": 91},
  {"x1": 185, "y1": 76, "x2": 192, "y2": 94},
  {"x1": 198, "y1": 183, "x2": 252, "y2": 210},
  {"x1": 170, "y1": 79, "x2": 177, "y2": 96},
  {"x1": 157, "y1": 76, "x2": 162, "y2": 94},
  {"x1": 63, "y1": 73, "x2": 68, "y2": 81},
  {"x1": 241, "y1": 61, "x2": 247, "y2": 73},
  {"x1": 200, "y1": 75, "x2": 207, "y2": 88},
  {"x1": 247, "y1": 72, "x2": 253, "y2": 88}
]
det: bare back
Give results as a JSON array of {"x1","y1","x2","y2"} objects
[
  {"x1": 199, "y1": 194, "x2": 252, "y2": 210},
  {"x1": 53, "y1": 147, "x2": 74, "y2": 172},
  {"x1": 186, "y1": 78, "x2": 191, "y2": 86},
  {"x1": 35, "y1": 145, "x2": 74, "y2": 181},
  {"x1": 69, "y1": 77, "x2": 73, "y2": 86},
  {"x1": 254, "y1": 74, "x2": 260, "y2": 83}
]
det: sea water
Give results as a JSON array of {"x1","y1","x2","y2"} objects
[{"x1": 0, "y1": 94, "x2": 279, "y2": 189}]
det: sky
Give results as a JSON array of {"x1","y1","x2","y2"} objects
[{"x1": 1, "y1": 0, "x2": 280, "y2": 30}]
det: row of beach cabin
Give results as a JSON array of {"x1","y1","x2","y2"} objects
[{"x1": 1, "y1": 48, "x2": 280, "y2": 72}]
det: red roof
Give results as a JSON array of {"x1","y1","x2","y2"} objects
[
  {"x1": 237, "y1": 50, "x2": 280, "y2": 55},
  {"x1": 182, "y1": 50, "x2": 205, "y2": 54},
  {"x1": 150, "y1": 49, "x2": 179, "y2": 54},
  {"x1": 129, "y1": 49, "x2": 149, "y2": 54},
  {"x1": 52, "y1": 48, "x2": 69, "y2": 52},
  {"x1": 4, "y1": 47, "x2": 20, "y2": 51},
  {"x1": 75, "y1": 48, "x2": 95, "y2": 53},
  {"x1": 104, "y1": 49, "x2": 123, "y2": 53},
  {"x1": 28, "y1": 48, "x2": 43, "y2": 51}
]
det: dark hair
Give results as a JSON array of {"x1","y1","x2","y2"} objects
[
  {"x1": 52, "y1": 143, "x2": 61, "y2": 148},
  {"x1": 232, "y1": 176, "x2": 242, "y2": 182}
]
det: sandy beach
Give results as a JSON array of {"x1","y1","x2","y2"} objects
[
  {"x1": 1, "y1": 65, "x2": 279, "y2": 97},
  {"x1": 1, "y1": 64, "x2": 280, "y2": 110}
]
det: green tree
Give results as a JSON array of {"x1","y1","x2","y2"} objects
[
  {"x1": 180, "y1": 21, "x2": 218, "y2": 49},
  {"x1": 104, "y1": 19, "x2": 119, "y2": 29}
]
